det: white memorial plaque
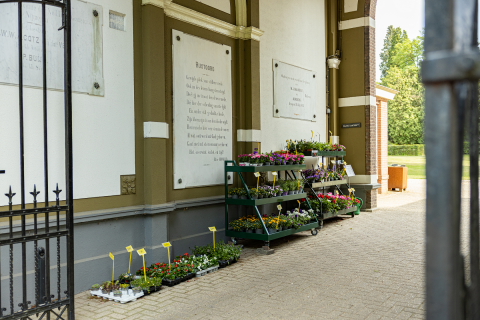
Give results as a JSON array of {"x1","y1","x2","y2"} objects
[
  {"x1": 273, "y1": 60, "x2": 317, "y2": 121},
  {"x1": 173, "y1": 30, "x2": 233, "y2": 189},
  {"x1": 0, "y1": 0, "x2": 104, "y2": 96}
]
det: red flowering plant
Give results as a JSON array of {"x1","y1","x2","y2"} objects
[{"x1": 135, "y1": 266, "x2": 154, "y2": 277}]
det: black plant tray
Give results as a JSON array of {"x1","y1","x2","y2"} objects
[
  {"x1": 162, "y1": 278, "x2": 181, "y2": 287},
  {"x1": 161, "y1": 274, "x2": 195, "y2": 287},
  {"x1": 142, "y1": 285, "x2": 162, "y2": 295},
  {"x1": 219, "y1": 258, "x2": 237, "y2": 268}
]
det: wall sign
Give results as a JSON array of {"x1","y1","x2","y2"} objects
[
  {"x1": 342, "y1": 122, "x2": 361, "y2": 128},
  {"x1": 273, "y1": 60, "x2": 317, "y2": 122},
  {"x1": 345, "y1": 165, "x2": 355, "y2": 177},
  {"x1": 109, "y1": 11, "x2": 126, "y2": 31},
  {"x1": 0, "y1": 0, "x2": 104, "y2": 96},
  {"x1": 172, "y1": 30, "x2": 233, "y2": 189}
]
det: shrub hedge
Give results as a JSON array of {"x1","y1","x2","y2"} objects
[
  {"x1": 388, "y1": 144, "x2": 424, "y2": 156},
  {"x1": 463, "y1": 141, "x2": 480, "y2": 155}
]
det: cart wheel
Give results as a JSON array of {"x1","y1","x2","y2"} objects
[
  {"x1": 351, "y1": 212, "x2": 355, "y2": 218},
  {"x1": 231, "y1": 237, "x2": 237, "y2": 245},
  {"x1": 311, "y1": 229, "x2": 318, "y2": 236}
]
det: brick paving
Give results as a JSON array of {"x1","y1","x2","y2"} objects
[{"x1": 74, "y1": 179, "x2": 468, "y2": 319}]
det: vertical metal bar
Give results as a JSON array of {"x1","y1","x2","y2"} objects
[
  {"x1": 17, "y1": 0, "x2": 28, "y2": 313},
  {"x1": 468, "y1": 4, "x2": 479, "y2": 318},
  {"x1": 41, "y1": 1, "x2": 48, "y2": 314},
  {"x1": 424, "y1": 0, "x2": 462, "y2": 319},
  {"x1": 55, "y1": 187, "x2": 61, "y2": 303},
  {"x1": 468, "y1": 80, "x2": 480, "y2": 319},
  {"x1": 30, "y1": 186, "x2": 40, "y2": 309},
  {"x1": 424, "y1": 0, "x2": 479, "y2": 319},
  {"x1": 42, "y1": 0, "x2": 49, "y2": 214},
  {"x1": 63, "y1": 1, "x2": 75, "y2": 318},
  {"x1": 6, "y1": 188, "x2": 15, "y2": 315},
  {"x1": 39, "y1": 4, "x2": 52, "y2": 318}
]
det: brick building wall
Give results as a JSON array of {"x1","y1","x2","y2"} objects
[{"x1": 377, "y1": 99, "x2": 389, "y2": 194}]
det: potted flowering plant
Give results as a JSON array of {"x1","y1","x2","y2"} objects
[
  {"x1": 228, "y1": 188, "x2": 238, "y2": 199},
  {"x1": 280, "y1": 181, "x2": 289, "y2": 196},
  {"x1": 90, "y1": 283, "x2": 100, "y2": 291},
  {"x1": 118, "y1": 273, "x2": 133, "y2": 284},
  {"x1": 101, "y1": 281, "x2": 111, "y2": 294},
  {"x1": 254, "y1": 220, "x2": 264, "y2": 234},
  {"x1": 249, "y1": 188, "x2": 259, "y2": 200},
  {"x1": 239, "y1": 188, "x2": 248, "y2": 200}
]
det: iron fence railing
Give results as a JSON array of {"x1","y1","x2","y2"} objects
[{"x1": 0, "y1": 0, "x2": 74, "y2": 319}]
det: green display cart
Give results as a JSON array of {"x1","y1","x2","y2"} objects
[
  {"x1": 224, "y1": 161, "x2": 319, "y2": 249},
  {"x1": 301, "y1": 151, "x2": 356, "y2": 229}
]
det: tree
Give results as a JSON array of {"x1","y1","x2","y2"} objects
[
  {"x1": 379, "y1": 26, "x2": 408, "y2": 81},
  {"x1": 382, "y1": 65, "x2": 425, "y2": 145}
]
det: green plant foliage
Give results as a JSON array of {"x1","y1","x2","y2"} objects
[
  {"x1": 380, "y1": 27, "x2": 425, "y2": 145},
  {"x1": 388, "y1": 144, "x2": 424, "y2": 156},
  {"x1": 383, "y1": 65, "x2": 425, "y2": 144},
  {"x1": 379, "y1": 26, "x2": 409, "y2": 81}
]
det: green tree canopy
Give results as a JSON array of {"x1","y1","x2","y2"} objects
[
  {"x1": 382, "y1": 65, "x2": 425, "y2": 144},
  {"x1": 379, "y1": 26, "x2": 408, "y2": 81},
  {"x1": 380, "y1": 27, "x2": 425, "y2": 144}
]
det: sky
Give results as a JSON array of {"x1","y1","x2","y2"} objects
[{"x1": 375, "y1": 0, "x2": 425, "y2": 81}]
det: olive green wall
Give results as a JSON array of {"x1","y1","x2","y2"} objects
[
  {"x1": 173, "y1": 0, "x2": 236, "y2": 24},
  {"x1": 339, "y1": 29, "x2": 365, "y2": 99},
  {"x1": 339, "y1": 106, "x2": 366, "y2": 174},
  {"x1": 328, "y1": 0, "x2": 372, "y2": 176}
]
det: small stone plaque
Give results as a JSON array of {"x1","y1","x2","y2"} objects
[{"x1": 109, "y1": 11, "x2": 126, "y2": 31}]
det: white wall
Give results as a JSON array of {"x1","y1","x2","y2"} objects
[
  {"x1": 260, "y1": 0, "x2": 326, "y2": 152},
  {"x1": 0, "y1": 0, "x2": 135, "y2": 206}
]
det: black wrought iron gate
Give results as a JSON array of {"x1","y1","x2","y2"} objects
[
  {"x1": 423, "y1": 0, "x2": 480, "y2": 319},
  {"x1": 0, "y1": 0, "x2": 74, "y2": 319}
]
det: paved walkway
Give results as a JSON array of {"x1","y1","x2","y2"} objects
[{"x1": 74, "y1": 179, "x2": 454, "y2": 319}]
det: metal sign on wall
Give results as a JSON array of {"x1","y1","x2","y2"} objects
[
  {"x1": 342, "y1": 122, "x2": 361, "y2": 128},
  {"x1": 273, "y1": 60, "x2": 317, "y2": 122},
  {"x1": 0, "y1": 0, "x2": 104, "y2": 96},
  {"x1": 172, "y1": 30, "x2": 233, "y2": 189}
]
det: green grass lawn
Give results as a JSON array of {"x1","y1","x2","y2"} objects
[{"x1": 388, "y1": 155, "x2": 476, "y2": 179}]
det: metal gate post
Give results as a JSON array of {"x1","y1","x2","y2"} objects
[{"x1": 423, "y1": 0, "x2": 480, "y2": 319}]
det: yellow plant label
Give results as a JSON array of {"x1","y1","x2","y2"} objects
[
  {"x1": 254, "y1": 172, "x2": 260, "y2": 177},
  {"x1": 126, "y1": 246, "x2": 133, "y2": 252},
  {"x1": 209, "y1": 227, "x2": 217, "y2": 232},
  {"x1": 272, "y1": 172, "x2": 277, "y2": 176},
  {"x1": 137, "y1": 248, "x2": 146, "y2": 255},
  {"x1": 162, "y1": 242, "x2": 172, "y2": 248},
  {"x1": 277, "y1": 204, "x2": 282, "y2": 210},
  {"x1": 109, "y1": 252, "x2": 114, "y2": 260},
  {"x1": 297, "y1": 200, "x2": 301, "y2": 205}
]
